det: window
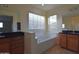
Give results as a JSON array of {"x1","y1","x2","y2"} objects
[
  {"x1": 29, "y1": 13, "x2": 45, "y2": 30},
  {"x1": 29, "y1": 12, "x2": 45, "y2": 43},
  {"x1": 48, "y1": 15, "x2": 57, "y2": 32},
  {"x1": 0, "y1": 22, "x2": 3, "y2": 28},
  {"x1": 48, "y1": 15, "x2": 57, "y2": 38},
  {"x1": 62, "y1": 24, "x2": 65, "y2": 28}
]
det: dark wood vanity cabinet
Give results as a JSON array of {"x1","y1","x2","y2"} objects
[
  {"x1": 0, "y1": 36, "x2": 24, "y2": 54},
  {"x1": 59, "y1": 33, "x2": 79, "y2": 53}
]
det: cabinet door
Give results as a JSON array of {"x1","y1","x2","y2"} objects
[
  {"x1": 67, "y1": 35, "x2": 78, "y2": 52},
  {"x1": 11, "y1": 36, "x2": 24, "y2": 54},
  {"x1": 0, "y1": 38, "x2": 10, "y2": 53},
  {"x1": 60, "y1": 34, "x2": 67, "y2": 48}
]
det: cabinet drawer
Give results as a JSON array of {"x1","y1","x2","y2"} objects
[{"x1": 11, "y1": 36, "x2": 24, "y2": 41}]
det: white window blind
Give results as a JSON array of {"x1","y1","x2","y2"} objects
[
  {"x1": 48, "y1": 15, "x2": 57, "y2": 38},
  {"x1": 29, "y1": 13, "x2": 45, "y2": 30},
  {"x1": 29, "y1": 12, "x2": 45, "y2": 43}
]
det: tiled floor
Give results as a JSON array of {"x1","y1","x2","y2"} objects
[{"x1": 45, "y1": 45, "x2": 76, "y2": 54}]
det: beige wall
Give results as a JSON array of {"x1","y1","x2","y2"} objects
[{"x1": 63, "y1": 15, "x2": 79, "y2": 31}]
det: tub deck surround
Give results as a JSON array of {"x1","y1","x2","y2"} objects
[
  {"x1": 59, "y1": 30, "x2": 79, "y2": 53},
  {"x1": 0, "y1": 32, "x2": 24, "y2": 54}
]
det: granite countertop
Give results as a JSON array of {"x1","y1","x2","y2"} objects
[
  {"x1": 66, "y1": 33, "x2": 79, "y2": 35},
  {"x1": 62, "y1": 30, "x2": 79, "y2": 35},
  {"x1": 0, "y1": 32, "x2": 24, "y2": 38}
]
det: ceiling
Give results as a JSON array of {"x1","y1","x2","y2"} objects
[
  {"x1": 29, "y1": 4, "x2": 62, "y2": 11},
  {"x1": 0, "y1": 4, "x2": 62, "y2": 11},
  {"x1": 8, "y1": 4, "x2": 79, "y2": 12},
  {"x1": 0, "y1": 4, "x2": 79, "y2": 16}
]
